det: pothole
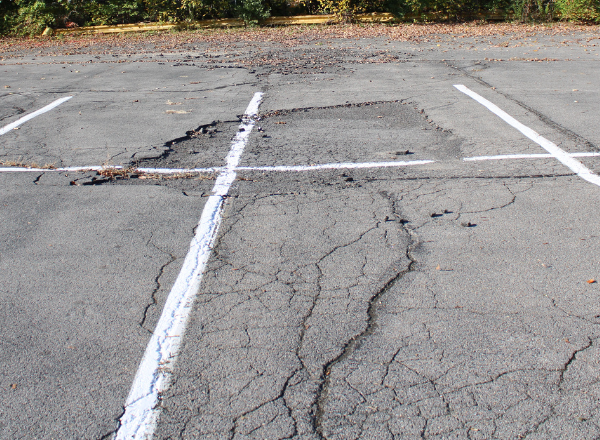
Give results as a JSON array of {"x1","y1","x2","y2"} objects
[{"x1": 134, "y1": 119, "x2": 243, "y2": 170}]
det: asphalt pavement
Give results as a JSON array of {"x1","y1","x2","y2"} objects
[{"x1": 1, "y1": 25, "x2": 600, "y2": 439}]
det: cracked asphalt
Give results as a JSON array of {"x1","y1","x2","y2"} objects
[{"x1": 2, "y1": 24, "x2": 600, "y2": 439}]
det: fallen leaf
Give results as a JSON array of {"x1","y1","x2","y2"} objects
[
  {"x1": 11, "y1": 384, "x2": 17, "y2": 389},
  {"x1": 587, "y1": 279, "x2": 596, "y2": 284},
  {"x1": 436, "y1": 264, "x2": 441, "y2": 270},
  {"x1": 165, "y1": 110, "x2": 190, "y2": 114}
]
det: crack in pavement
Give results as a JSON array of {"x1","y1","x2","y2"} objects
[
  {"x1": 558, "y1": 338, "x2": 595, "y2": 388},
  {"x1": 258, "y1": 100, "x2": 403, "y2": 119},
  {"x1": 315, "y1": 190, "x2": 418, "y2": 438},
  {"x1": 140, "y1": 235, "x2": 178, "y2": 333}
]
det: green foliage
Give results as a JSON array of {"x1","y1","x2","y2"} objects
[
  {"x1": 554, "y1": 0, "x2": 599, "y2": 20},
  {"x1": 180, "y1": 0, "x2": 234, "y2": 20},
  {"x1": 318, "y1": 0, "x2": 511, "y2": 20},
  {"x1": 236, "y1": 0, "x2": 271, "y2": 25},
  {"x1": 8, "y1": 0, "x2": 61, "y2": 35},
  {"x1": 316, "y1": 0, "x2": 388, "y2": 20},
  {"x1": 511, "y1": 0, "x2": 554, "y2": 20},
  {"x1": 0, "y1": 0, "x2": 17, "y2": 35},
  {"x1": 0, "y1": 0, "x2": 598, "y2": 36},
  {"x1": 86, "y1": 0, "x2": 145, "y2": 25},
  {"x1": 145, "y1": 0, "x2": 180, "y2": 22},
  {"x1": 264, "y1": 0, "x2": 293, "y2": 16}
]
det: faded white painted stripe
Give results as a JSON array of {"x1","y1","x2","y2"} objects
[
  {"x1": 0, "y1": 166, "x2": 217, "y2": 174},
  {"x1": 237, "y1": 160, "x2": 434, "y2": 172},
  {"x1": 455, "y1": 84, "x2": 600, "y2": 187},
  {"x1": 0, "y1": 167, "x2": 55, "y2": 172},
  {"x1": 464, "y1": 153, "x2": 554, "y2": 161},
  {"x1": 0, "y1": 166, "x2": 106, "y2": 172},
  {"x1": 571, "y1": 152, "x2": 600, "y2": 158},
  {"x1": 465, "y1": 152, "x2": 600, "y2": 161},
  {"x1": 0, "y1": 97, "x2": 72, "y2": 136},
  {"x1": 2, "y1": 153, "x2": 600, "y2": 174},
  {"x1": 114, "y1": 92, "x2": 263, "y2": 440},
  {"x1": 136, "y1": 167, "x2": 219, "y2": 174},
  {"x1": 0, "y1": 161, "x2": 432, "y2": 174}
]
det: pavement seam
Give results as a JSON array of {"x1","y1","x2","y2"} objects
[{"x1": 445, "y1": 59, "x2": 599, "y2": 151}]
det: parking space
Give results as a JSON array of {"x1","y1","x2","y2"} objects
[
  {"x1": 0, "y1": 174, "x2": 210, "y2": 439},
  {"x1": 1, "y1": 62, "x2": 256, "y2": 166},
  {"x1": 2, "y1": 26, "x2": 600, "y2": 439}
]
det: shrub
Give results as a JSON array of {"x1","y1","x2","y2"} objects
[
  {"x1": 511, "y1": 0, "x2": 555, "y2": 20},
  {"x1": 236, "y1": 0, "x2": 271, "y2": 25},
  {"x1": 179, "y1": 0, "x2": 234, "y2": 20},
  {"x1": 554, "y1": 0, "x2": 599, "y2": 21},
  {"x1": 9, "y1": 0, "x2": 61, "y2": 35}
]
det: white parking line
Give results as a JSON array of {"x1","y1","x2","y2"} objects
[
  {"x1": 0, "y1": 161, "x2": 433, "y2": 174},
  {"x1": 0, "y1": 97, "x2": 72, "y2": 136},
  {"x1": 4, "y1": 152, "x2": 600, "y2": 175},
  {"x1": 114, "y1": 92, "x2": 263, "y2": 440},
  {"x1": 455, "y1": 84, "x2": 600, "y2": 187},
  {"x1": 236, "y1": 160, "x2": 434, "y2": 172},
  {"x1": 464, "y1": 152, "x2": 600, "y2": 161},
  {"x1": 136, "y1": 167, "x2": 218, "y2": 174}
]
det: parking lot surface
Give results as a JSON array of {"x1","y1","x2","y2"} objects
[{"x1": 1, "y1": 24, "x2": 600, "y2": 439}]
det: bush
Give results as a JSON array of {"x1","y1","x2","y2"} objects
[
  {"x1": 236, "y1": 0, "x2": 271, "y2": 25},
  {"x1": 511, "y1": 0, "x2": 554, "y2": 20},
  {"x1": 8, "y1": 0, "x2": 62, "y2": 35},
  {"x1": 0, "y1": 0, "x2": 17, "y2": 35},
  {"x1": 554, "y1": 0, "x2": 599, "y2": 21},
  {"x1": 179, "y1": 0, "x2": 235, "y2": 20},
  {"x1": 0, "y1": 0, "x2": 597, "y2": 36},
  {"x1": 81, "y1": 0, "x2": 145, "y2": 25}
]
